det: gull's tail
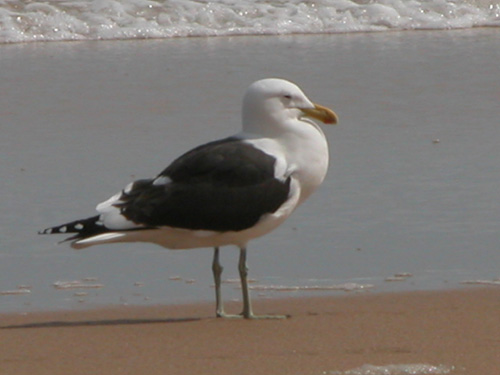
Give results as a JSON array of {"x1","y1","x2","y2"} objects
[{"x1": 38, "y1": 215, "x2": 108, "y2": 242}]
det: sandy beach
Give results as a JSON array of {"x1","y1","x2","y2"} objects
[{"x1": 1, "y1": 287, "x2": 499, "y2": 375}]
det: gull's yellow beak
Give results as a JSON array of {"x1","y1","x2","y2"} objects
[{"x1": 301, "y1": 103, "x2": 338, "y2": 125}]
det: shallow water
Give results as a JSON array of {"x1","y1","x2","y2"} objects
[{"x1": 0, "y1": 29, "x2": 499, "y2": 313}]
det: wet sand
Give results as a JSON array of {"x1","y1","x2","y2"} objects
[{"x1": 1, "y1": 287, "x2": 499, "y2": 375}]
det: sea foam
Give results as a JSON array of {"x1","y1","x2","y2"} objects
[
  {"x1": 0, "y1": 0, "x2": 499, "y2": 44},
  {"x1": 328, "y1": 363, "x2": 456, "y2": 375}
]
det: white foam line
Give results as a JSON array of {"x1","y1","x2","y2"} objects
[
  {"x1": 222, "y1": 278, "x2": 257, "y2": 284},
  {"x1": 0, "y1": 288, "x2": 31, "y2": 296},
  {"x1": 327, "y1": 363, "x2": 456, "y2": 375},
  {"x1": 249, "y1": 283, "x2": 374, "y2": 292},
  {"x1": 460, "y1": 279, "x2": 500, "y2": 286},
  {"x1": 0, "y1": 1, "x2": 498, "y2": 44},
  {"x1": 53, "y1": 280, "x2": 104, "y2": 290}
]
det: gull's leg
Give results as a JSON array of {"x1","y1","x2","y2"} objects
[
  {"x1": 238, "y1": 246, "x2": 253, "y2": 318},
  {"x1": 211, "y1": 246, "x2": 287, "y2": 319},
  {"x1": 238, "y1": 247, "x2": 288, "y2": 320},
  {"x1": 212, "y1": 247, "x2": 225, "y2": 317},
  {"x1": 212, "y1": 247, "x2": 242, "y2": 319}
]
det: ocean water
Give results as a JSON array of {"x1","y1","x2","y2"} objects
[
  {"x1": 0, "y1": 0, "x2": 499, "y2": 44},
  {"x1": 0, "y1": 1, "x2": 499, "y2": 314}
]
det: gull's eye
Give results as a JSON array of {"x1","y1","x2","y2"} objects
[{"x1": 283, "y1": 95, "x2": 292, "y2": 100}]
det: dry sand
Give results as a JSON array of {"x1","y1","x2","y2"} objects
[{"x1": 1, "y1": 287, "x2": 499, "y2": 375}]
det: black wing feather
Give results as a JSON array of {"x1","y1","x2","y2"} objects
[{"x1": 118, "y1": 137, "x2": 291, "y2": 232}]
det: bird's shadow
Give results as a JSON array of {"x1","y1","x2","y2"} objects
[{"x1": 1, "y1": 316, "x2": 202, "y2": 330}]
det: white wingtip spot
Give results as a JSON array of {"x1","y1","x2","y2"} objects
[
  {"x1": 75, "y1": 223, "x2": 84, "y2": 230},
  {"x1": 59, "y1": 226, "x2": 67, "y2": 233}
]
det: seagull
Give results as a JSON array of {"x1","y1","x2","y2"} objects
[{"x1": 39, "y1": 78, "x2": 338, "y2": 319}]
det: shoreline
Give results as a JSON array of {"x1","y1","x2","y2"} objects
[
  {"x1": 0, "y1": 283, "x2": 492, "y2": 320},
  {"x1": 1, "y1": 287, "x2": 499, "y2": 374}
]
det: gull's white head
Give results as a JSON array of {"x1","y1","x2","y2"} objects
[{"x1": 241, "y1": 78, "x2": 337, "y2": 134}]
